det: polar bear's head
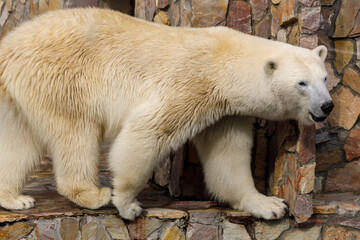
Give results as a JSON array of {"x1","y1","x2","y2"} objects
[{"x1": 263, "y1": 45, "x2": 333, "y2": 125}]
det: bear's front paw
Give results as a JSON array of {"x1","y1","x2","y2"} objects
[
  {"x1": 112, "y1": 196, "x2": 143, "y2": 221},
  {"x1": 0, "y1": 195, "x2": 36, "y2": 210},
  {"x1": 234, "y1": 194, "x2": 288, "y2": 220}
]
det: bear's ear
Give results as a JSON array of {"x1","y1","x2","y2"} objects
[
  {"x1": 264, "y1": 59, "x2": 278, "y2": 75},
  {"x1": 312, "y1": 45, "x2": 327, "y2": 62}
]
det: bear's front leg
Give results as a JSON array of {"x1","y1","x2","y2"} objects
[
  {"x1": 109, "y1": 118, "x2": 165, "y2": 220},
  {"x1": 193, "y1": 116, "x2": 288, "y2": 220}
]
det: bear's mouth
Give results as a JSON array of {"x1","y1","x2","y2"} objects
[{"x1": 309, "y1": 112, "x2": 327, "y2": 123}]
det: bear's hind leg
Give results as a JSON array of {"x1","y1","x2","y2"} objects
[
  {"x1": 0, "y1": 100, "x2": 41, "y2": 210},
  {"x1": 50, "y1": 124, "x2": 111, "y2": 209},
  {"x1": 194, "y1": 116, "x2": 288, "y2": 220}
]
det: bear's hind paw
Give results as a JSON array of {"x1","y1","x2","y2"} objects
[{"x1": 0, "y1": 195, "x2": 35, "y2": 210}]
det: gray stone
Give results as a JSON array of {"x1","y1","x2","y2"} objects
[
  {"x1": 277, "y1": 29, "x2": 287, "y2": 42},
  {"x1": 282, "y1": 225, "x2": 322, "y2": 240},
  {"x1": 250, "y1": 0, "x2": 268, "y2": 22},
  {"x1": 254, "y1": 219, "x2": 290, "y2": 240},
  {"x1": 186, "y1": 223, "x2": 218, "y2": 240},
  {"x1": 169, "y1": 2, "x2": 179, "y2": 26},
  {"x1": 223, "y1": 220, "x2": 251, "y2": 240},
  {"x1": 313, "y1": 176, "x2": 323, "y2": 193},
  {"x1": 299, "y1": 7, "x2": 321, "y2": 34},
  {"x1": 357, "y1": 38, "x2": 360, "y2": 59},
  {"x1": 300, "y1": 35, "x2": 318, "y2": 49},
  {"x1": 35, "y1": 220, "x2": 56, "y2": 240},
  {"x1": 81, "y1": 219, "x2": 107, "y2": 240},
  {"x1": 189, "y1": 209, "x2": 221, "y2": 225},
  {"x1": 293, "y1": 194, "x2": 313, "y2": 223}
]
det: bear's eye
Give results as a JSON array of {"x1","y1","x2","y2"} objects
[
  {"x1": 324, "y1": 77, "x2": 327, "y2": 82},
  {"x1": 298, "y1": 81, "x2": 307, "y2": 87}
]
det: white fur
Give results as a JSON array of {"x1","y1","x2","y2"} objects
[{"x1": 0, "y1": 8, "x2": 329, "y2": 220}]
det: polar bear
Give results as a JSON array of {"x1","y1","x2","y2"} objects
[{"x1": 0, "y1": 8, "x2": 332, "y2": 220}]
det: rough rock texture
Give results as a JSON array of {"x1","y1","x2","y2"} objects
[
  {"x1": 59, "y1": 218, "x2": 79, "y2": 240},
  {"x1": 191, "y1": 0, "x2": 228, "y2": 27},
  {"x1": 332, "y1": 0, "x2": 360, "y2": 37},
  {"x1": 333, "y1": 40, "x2": 354, "y2": 74},
  {"x1": 250, "y1": 0, "x2": 268, "y2": 21},
  {"x1": 227, "y1": 0, "x2": 252, "y2": 34},
  {"x1": 282, "y1": 225, "x2": 322, "y2": 240},
  {"x1": 324, "y1": 62, "x2": 340, "y2": 91},
  {"x1": 162, "y1": 225, "x2": 185, "y2": 240},
  {"x1": 325, "y1": 160, "x2": 360, "y2": 192},
  {"x1": 343, "y1": 68, "x2": 360, "y2": 94},
  {"x1": 315, "y1": 150, "x2": 343, "y2": 172},
  {"x1": 278, "y1": 0, "x2": 296, "y2": 26},
  {"x1": 254, "y1": 219, "x2": 290, "y2": 240},
  {"x1": 0, "y1": 223, "x2": 34, "y2": 240},
  {"x1": 344, "y1": 128, "x2": 360, "y2": 161},
  {"x1": 296, "y1": 162, "x2": 316, "y2": 194},
  {"x1": 223, "y1": 220, "x2": 251, "y2": 240},
  {"x1": 323, "y1": 225, "x2": 360, "y2": 240},
  {"x1": 329, "y1": 87, "x2": 360, "y2": 130},
  {"x1": 299, "y1": 7, "x2": 320, "y2": 34},
  {"x1": 186, "y1": 224, "x2": 218, "y2": 240},
  {"x1": 293, "y1": 194, "x2": 313, "y2": 223}
]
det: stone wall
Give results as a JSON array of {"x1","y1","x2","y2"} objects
[
  {"x1": 0, "y1": 0, "x2": 360, "y2": 239},
  {"x1": 311, "y1": 0, "x2": 360, "y2": 222}
]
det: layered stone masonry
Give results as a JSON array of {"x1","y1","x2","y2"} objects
[
  {"x1": 315, "y1": 0, "x2": 360, "y2": 216},
  {"x1": 1, "y1": 0, "x2": 360, "y2": 239}
]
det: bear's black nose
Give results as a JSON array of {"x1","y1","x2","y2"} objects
[{"x1": 321, "y1": 101, "x2": 334, "y2": 115}]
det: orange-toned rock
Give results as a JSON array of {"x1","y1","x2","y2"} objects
[
  {"x1": 272, "y1": 148, "x2": 286, "y2": 196},
  {"x1": 325, "y1": 160, "x2": 360, "y2": 192},
  {"x1": 296, "y1": 162, "x2": 315, "y2": 194},
  {"x1": 0, "y1": 222, "x2": 33, "y2": 240},
  {"x1": 333, "y1": 40, "x2": 354, "y2": 74},
  {"x1": 332, "y1": 0, "x2": 360, "y2": 38},
  {"x1": 154, "y1": 11, "x2": 171, "y2": 25},
  {"x1": 288, "y1": 24, "x2": 299, "y2": 46},
  {"x1": 323, "y1": 225, "x2": 360, "y2": 240},
  {"x1": 328, "y1": 86, "x2": 360, "y2": 130},
  {"x1": 278, "y1": 0, "x2": 296, "y2": 26},
  {"x1": 192, "y1": 0, "x2": 228, "y2": 27},
  {"x1": 343, "y1": 68, "x2": 360, "y2": 94},
  {"x1": 162, "y1": 225, "x2": 185, "y2": 240},
  {"x1": 312, "y1": 204, "x2": 336, "y2": 214},
  {"x1": 344, "y1": 128, "x2": 360, "y2": 161}
]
